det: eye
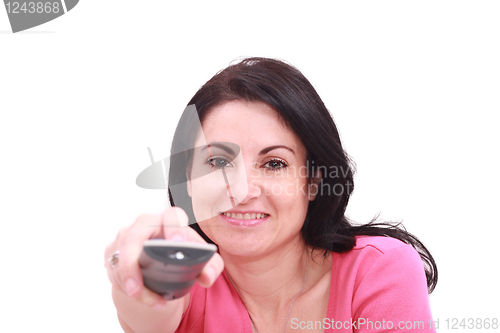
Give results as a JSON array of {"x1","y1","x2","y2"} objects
[
  {"x1": 263, "y1": 158, "x2": 288, "y2": 171},
  {"x1": 205, "y1": 157, "x2": 232, "y2": 170}
]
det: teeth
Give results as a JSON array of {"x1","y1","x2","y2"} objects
[{"x1": 222, "y1": 212, "x2": 268, "y2": 220}]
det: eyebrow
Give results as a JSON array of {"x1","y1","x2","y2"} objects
[
  {"x1": 201, "y1": 143, "x2": 236, "y2": 155},
  {"x1": 259, "y1": 145, "x2": 295, "y2": 156}
]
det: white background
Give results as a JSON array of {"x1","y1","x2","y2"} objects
[{"x1": 1, "y1": 1, "x2": 499, "y2": 332}]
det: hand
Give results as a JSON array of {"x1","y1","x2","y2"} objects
[{"x1": 105, "y1": 207, "x2": 225, "y2": 311}]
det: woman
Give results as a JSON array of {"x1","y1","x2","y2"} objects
[{"x1": 105, "y1": 57, "x2": 438, "y2": 333}]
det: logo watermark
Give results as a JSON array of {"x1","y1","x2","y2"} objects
[
  {"x1": 290, "y1": 317, "x2": 499, "y2": 330},
  {"x1": 3, "y1": 0, "x2": 79, "y2": 33},
  {"x1": 291, "y1": 317, "x2": 431, "y2": 330}
]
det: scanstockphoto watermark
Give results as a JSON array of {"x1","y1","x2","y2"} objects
[{"x1": 291, "y1": 317, "x2": 438, "y2": 330}]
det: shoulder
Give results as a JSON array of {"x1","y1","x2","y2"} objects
[
  {"x1": 343, "y1": 235, "x2": 423, "y2": 270},
  {"x1": 328, "y1": 236, "x2": 434, "y2": 330},
  {"x1": 353, "y1": 235, "x2": 414, "y2": 254},
  {"x1": 331, "y1": 235, "x2": 427, "y2": 297}
]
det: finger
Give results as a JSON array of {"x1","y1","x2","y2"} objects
[
  {"x1": 104, "y1": 242, "x2": 115, "y2": 270},
  {"x1": 161, "y1": 207, "x2": 206, "y2": 243},
  {"x1": 134, "y1": 286, "x2": 169, "y2": 310},
  {"x1": 105, "y1": 239, "x2": 122, "y2": 285},
  {"x1": 105, "y1": 250, "x2": 116, "y2": 283},
  {"x1": 197, "y1": 252, "x2": 224, "y2": 288},
  {"x1": 112, "y1": 284, "x2": 171, "y2": 312},
  {"x1": 116, "y1": 214, "x2": 163, "y2": 297}
]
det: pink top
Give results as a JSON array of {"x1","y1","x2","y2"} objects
[{"x1": 175, "y1": 236, "x2": 436, "y2": 332}]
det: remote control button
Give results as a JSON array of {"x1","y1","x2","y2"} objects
[{"x1": 168, "y1": 251, "x2": 185, "y2": 260}]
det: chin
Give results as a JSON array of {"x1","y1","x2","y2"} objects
[{"x1": 200, "y1": 223, "x2": 269, "y2": 254}]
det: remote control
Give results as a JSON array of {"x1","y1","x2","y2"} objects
[{"x1": 139, "y1": 239, "x2": 217, "y2": 300}]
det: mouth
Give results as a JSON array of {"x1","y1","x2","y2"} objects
[
  {"x1": 219, "y1": 211, "x2": 270, "y2": 227},
  {"x1": 220, "y1": 212, "x2": 270, "y2": 220}
]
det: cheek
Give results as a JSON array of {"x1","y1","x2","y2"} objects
[
  {"x1": 189, "y1": 172, "x2": 235, "y2": 222},
  {"x1": 263, "y1": 176, "x2": 310, "y2": 220},
  {"x1": 263, "y1": 175, "x2": 309, "y2": 201}
]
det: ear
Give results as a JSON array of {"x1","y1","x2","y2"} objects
[{"x1": 308, "y1": 169, "x2": 322, "y2": 201}]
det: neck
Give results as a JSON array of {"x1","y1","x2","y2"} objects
[{"x1": 222, "y1": 238, "x2": 309, "y2": 317}]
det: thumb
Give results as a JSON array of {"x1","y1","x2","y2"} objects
[{"x1": 161, "y1": 207, "x2": 205, "y2": 243}]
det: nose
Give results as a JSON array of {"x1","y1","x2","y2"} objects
[{"x1": 226, "y1": 159, "x2": 261, "y2": 206}]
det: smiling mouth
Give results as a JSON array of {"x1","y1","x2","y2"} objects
[{"x1": 220, "y1": 212, "x2": 270, "y2": 220}]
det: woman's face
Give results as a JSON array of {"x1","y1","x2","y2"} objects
[{"x1": 187, "y1": 100, "x2": 316, "y2": 256}]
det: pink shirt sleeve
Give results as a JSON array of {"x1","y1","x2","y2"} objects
[{"x1": 326, "y1": 236, "x2": 436, "y2": 333}]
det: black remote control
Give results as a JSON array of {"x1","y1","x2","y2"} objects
[{"x1": 139, "y1": 239, "x2": 217, "y2": 300}]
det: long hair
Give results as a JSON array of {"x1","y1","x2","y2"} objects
[{"x1": 168, "y1": 57, "x2": 438, "y2": 293}]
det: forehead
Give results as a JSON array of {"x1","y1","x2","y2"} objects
[
  {"x1": 204, "y1": 100, "x2": 285, "y2": 127},
  {"x1": 195, "y1": 100, "x2": 305, "y2": 155}
]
